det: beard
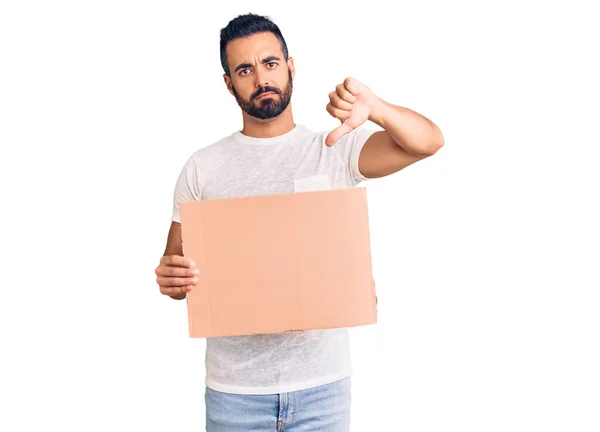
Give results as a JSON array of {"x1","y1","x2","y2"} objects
[{"x1": 231, "y1": 70, "x2": 293, "y2": 120}]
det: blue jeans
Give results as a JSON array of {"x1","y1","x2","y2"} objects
[{"x1": 205, "y1": 377, "x2": 351, "y2": 431}]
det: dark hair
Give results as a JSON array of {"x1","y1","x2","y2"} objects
[{"x1": 220, "y1": 13, "x2": 289, "y2": 76}]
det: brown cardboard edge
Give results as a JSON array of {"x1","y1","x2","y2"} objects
[
  {"x1": 179, "y1": 201, "x2": 194, "y2": 338},
  {"x1": 180, "y1": 200, "x2": 215, "y2": 338}
]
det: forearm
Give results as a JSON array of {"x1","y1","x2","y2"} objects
[{"x1": 369, "y1": 98, "x2": 444, "y2": 155}]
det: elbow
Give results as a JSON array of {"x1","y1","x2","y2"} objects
[
  {"x1": 425, "y1": 126, "x2": 444, "y2": 155},
  {"x1": 432, "y1": 136, "x2": 445, "y2": 154}
]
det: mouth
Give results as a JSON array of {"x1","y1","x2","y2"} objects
[{"x1": 256, "y1": 92, "x2": 275, "y2": 99}]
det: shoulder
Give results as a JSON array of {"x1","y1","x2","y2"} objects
[
  {"x1": 174, "y1": 134, "x2": 236, "y2": 183},
  {"x1": 174, "y1": 133, "x2": 242, "y2": 177},
  {"x1": 187, "y1": 134, "x2": 235, "y2": 163}
]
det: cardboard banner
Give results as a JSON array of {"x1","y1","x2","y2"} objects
[{"x1": 180, "y1": 187, "x2": 377, "y2": 338}]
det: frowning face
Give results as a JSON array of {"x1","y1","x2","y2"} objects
[{"x1": 224, "y1": 32, "x2": 295, "y2": 120}]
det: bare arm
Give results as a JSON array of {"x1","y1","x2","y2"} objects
[
  {"x1": 164, "y1": 221, "x2": 183, "y2": 257},
  {"x1": 357, "y1": 101, "x2": 444, "y2": 178}
]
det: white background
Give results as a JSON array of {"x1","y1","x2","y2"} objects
[{"x1": 1, "y1": 0, "x2": 599, "y2": 431}]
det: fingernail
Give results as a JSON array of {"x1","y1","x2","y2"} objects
[
  {"x1": 190, "y1": 260, "x2": 196, "y2": 267},
  {"x1": 193, "y1": 278, "x2": 198, "y2": 283},
  {"x1": 193, "y1": 268, "x2": 199, "y2": 274}
]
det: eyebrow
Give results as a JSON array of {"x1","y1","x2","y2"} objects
[{"x1": 234, "y1": 56, "x2": 281, "y2": 73}]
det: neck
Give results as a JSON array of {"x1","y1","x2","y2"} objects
[{"x1": 240, "y1": 104, "x2": 296, "y2": 138}]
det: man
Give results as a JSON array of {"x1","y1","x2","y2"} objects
[{"x1": 155, "y1": 13, "x2": 444, "y2": 432}]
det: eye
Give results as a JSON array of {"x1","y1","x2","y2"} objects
[
  {"x1": 239, "y1": 68, "x2": 250, "y2": 76},
  {"x1": 267, "y1": 62, "x2": 277, "y2": 68}
]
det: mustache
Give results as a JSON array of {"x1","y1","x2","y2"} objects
[{"x1": 252, "y1": 86, "x2": 280, "y2": 99}]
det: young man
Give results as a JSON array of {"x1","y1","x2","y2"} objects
[{"x1": 155, "y1": 13, "x2": 444, "y2": 432}]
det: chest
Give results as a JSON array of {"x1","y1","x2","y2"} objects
[{"x1": 201, "y1": 142, "x2": 352, "y2": 200}]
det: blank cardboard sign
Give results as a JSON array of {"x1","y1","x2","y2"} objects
[{"x1": 179, "y1": 187, "x2": 377, "y2": 338}]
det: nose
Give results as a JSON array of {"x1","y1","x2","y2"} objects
[{"x1": 253, "y1": 67, "x2": 269, "y2": 89}]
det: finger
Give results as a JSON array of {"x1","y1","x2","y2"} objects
[
  {"x1": 326, "y1": 103, "x2": 351, "y2": 122},
  {"x1": 325, "y1": 120, "x2": 354, "y2": 147},
  {"x1": 343, "y1": 77, "x2": 361, "y2": 95},
  {"x1": 155, "y1": 265, "x2": 192, "y2": 277},
  {"x1": 329, "y1": 91, "x2": 354, "y2": 111},
  {"x1": 156, "y1": 265, "x2": 198, "y2": 278},
  {"x1": 161, "y1": 285, "x2": 194, "y2": 297},
  {"x1": 157, "y1": 275, "x2": 199, "y2": 287},
  {"x1": 336, "y1": 83, "x2": 357, "y2": 103},
  {"x1": 161, "y1": 255, "x2": 195, "y2": 268}
]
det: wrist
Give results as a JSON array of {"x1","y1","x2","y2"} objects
[{"x1": 368, "y1": 96, "x2": 389, "y2": 126}]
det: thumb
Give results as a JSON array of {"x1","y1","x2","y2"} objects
[{"x1": 325, "y1": 120, "x2": 353, "y2": 147}]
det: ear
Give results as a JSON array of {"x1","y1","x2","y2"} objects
[
  {"x1": 223, "y1": 74, "x2": 234, "y2": 96},
  {"x1": 287, "y1": 57, "x2": 295, "y2": 80}
]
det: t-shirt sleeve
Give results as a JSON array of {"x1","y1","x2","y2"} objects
[
  {"x1": 332, "y1": 127, "x2": 377, "y2": 186},
  {"x1": 171, "y1": 155, "x2": 203, "y2": 223}
]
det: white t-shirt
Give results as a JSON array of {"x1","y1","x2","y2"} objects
[{"x1": 171, "y1": 124, "x2": 375, "y2": 395}]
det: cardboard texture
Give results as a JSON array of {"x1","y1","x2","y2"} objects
[{"x1": 179, "y1": 187, "x2": 377, "y2": 338}]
